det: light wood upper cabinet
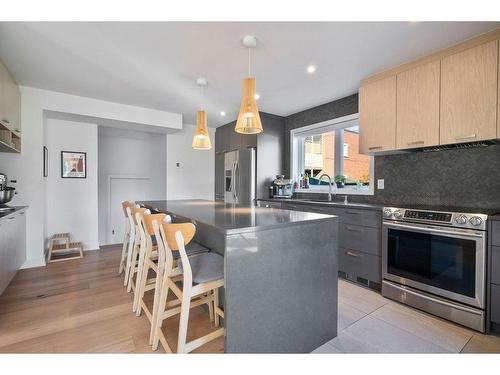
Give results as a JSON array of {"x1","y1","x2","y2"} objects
[
  {"x1": 359, "y1": 75, "x2": 396, "y2": 154},
  {"x1": 396, "y1": 60, "x2": 440, "y2": 149},
  {"x1": 0, "y1": 59, "x2": 21, "y2": 153},
  {"x1": 440, "y1": 41, "x2": 498, "y2": 145}
]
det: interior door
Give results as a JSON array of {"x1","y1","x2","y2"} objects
[{"x1": 108, "y1": 177, "x2": 149, "y2": 245}]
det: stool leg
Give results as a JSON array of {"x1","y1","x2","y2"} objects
[
  {"x1": 123, "y1": 232, "x2": 135, "y2": 286},
  {"x1": 177, "y1": 286, "x2": 192, "y2": 354},
  {"x1": 149, "y1": 271, "x2": 163, "y2": 344},
  {"x1": 152, "y1": 278, "x2": 170, "y2": 351},
  {"x1": 207, "y1": 292, "x2": 214, "y2": 322},
  {"x1": 214, "y1": 288, "x2": 220, "y2": 328},
  {"x1": 127, "y1": 240, "x2": 139, "y2": 293},
  {"x1": 119, "y1": 231, "x2": 129, "y2": 274},
  {"x1": 133, "y1": 251, "x2": 146, "y2": 312}
]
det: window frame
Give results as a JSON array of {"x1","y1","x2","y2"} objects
[{"x1": 290, "y1": 113, "x2": 374, "y2": 196}]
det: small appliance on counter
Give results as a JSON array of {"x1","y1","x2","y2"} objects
[
  {"x1": 272, "y1": 175, "x2": 293, "y2": 199},
  {"x1": 0, "y1": 173, "x2": 16, "y2": 212}
]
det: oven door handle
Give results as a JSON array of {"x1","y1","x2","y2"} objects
[
  {"x1": 385, "y1": 281, "x2": 483, "y2": 316},
  {"x1": 384, "y1": 221, "x2": 484, "y2": 238}
]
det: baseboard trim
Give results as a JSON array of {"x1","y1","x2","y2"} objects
[{"x1": 21, "y1": 257, "x2": 46, "y2": 269}]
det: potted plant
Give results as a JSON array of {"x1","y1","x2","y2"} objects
[{"x1": 334, "y1": 175, "x2": 346, "y2": 188}]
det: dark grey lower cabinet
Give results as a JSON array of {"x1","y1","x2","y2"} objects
[
  {"x1": 338, "y1": 248, "x2": 381, "y2": 286},
  {"x1": 489, "y1": 220, "x2": 500, "y2": 333},
  {"x1": 280, "y1": 200, "x2": 382, "y2": 290},
  {"x1": 491, "y1": 284, "x2": 500, "y2": 325},
  {"x1": 0, "y1": 209, "x2": 27, "y2": 295}
]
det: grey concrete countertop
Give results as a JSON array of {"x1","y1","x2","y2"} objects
[
  {"x1": 0, "y1": 206, "x2": 28, "y2": 220},
  {"x1": 257, "y1": 197, "x2": 383, "y2": 211},
  {"x1": 140, "y1": 199, "x2": 336, "y2": 235}
]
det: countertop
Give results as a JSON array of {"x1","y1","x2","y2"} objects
[
  {"x1": 139, "y1": 199, "x2": 337, "y2": 235},
  {"x1": 0, "y1": 206, "x2": 28, "y2": 220},
  {"x1": 257, "y1": 197, "x2": 383, "y2": 211}
]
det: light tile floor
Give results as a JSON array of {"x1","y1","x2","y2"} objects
[{"x1": 313, "y1": 279, "x2": 500, "y2": 353}]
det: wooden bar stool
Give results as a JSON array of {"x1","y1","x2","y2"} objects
[
  {"x1": 151, "y1": 221, "x2": 224, "y2": 353},
  {"x1": 133, "y1": 211, "x2": 170, "y2": 316},
  {"x1": 125, "y1": 206, "x2": 150, "y2": 292},
  {"x1": 137, "y1": 212, "x2": 213, "y2": 345},
  {"x1": 118, "y1": 201, "x2": 135, "y2": 275}
]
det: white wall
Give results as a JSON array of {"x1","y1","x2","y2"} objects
[
  {"x1": 166, "y1": 124, "x2": 215, "y2": 200},
  {"x1": 98, "y1": 127, "x2": 166, "y2": 245},
  {"x1": 45, "y1": 119, "x2": 99, "y2": 250},
  {"x1": 0, "y1": 86, "x2": 182, "y2": 268}
]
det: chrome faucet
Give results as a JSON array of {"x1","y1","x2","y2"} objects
[{"x1": 318, "y1": 174, "x2": 335, "y2": 201}]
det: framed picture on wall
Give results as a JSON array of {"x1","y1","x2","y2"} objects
[{"x1": 61, "y1": 151, "x2": 86, "y2": 178}]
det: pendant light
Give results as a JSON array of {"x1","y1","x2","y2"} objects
[
  {"x1": 235, "y1": 35, "x2": 263, "y2": 134},
  {"x1": 192, "y1": 78, "x2": 212, "y2": 150}
]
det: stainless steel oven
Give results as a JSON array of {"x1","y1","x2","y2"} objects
[{"x1": 382, "y1": 207, "x2": 489, "y2": 332}]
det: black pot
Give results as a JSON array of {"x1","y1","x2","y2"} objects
[{"x1": 336, "y1": 182, "x2": 344, "y2": 188}]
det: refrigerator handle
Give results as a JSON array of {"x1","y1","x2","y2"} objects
[
  {"x1": 234, "y1": 160, "x2": 239, "y2": 200},
  {"x1": 232, "y1": 160, "x2": 237, "y2": 200}
]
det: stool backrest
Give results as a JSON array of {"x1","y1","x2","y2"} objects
[
  {"x1": 121, "y1": 201, "x2": 135, "y2": 218},
  {"x1": 152, "y1": 221, "x2": 195, "y2": 280},
  {"x1": 143, "y1": 213, "x2": 170, "y2": 236}
]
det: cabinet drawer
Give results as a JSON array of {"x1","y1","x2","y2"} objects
[
  {"x1": 491, "y1": 246, "x2": 500, "y2": 285},
  {"x1": 339, "y1": 224, "x2": 381, "y2": 256},
  {"x1": 281, "y1": 202, "x2": 332, "y2": 214},
  {"x1": 491, "y1": 221, "x2": 500, "y2": 247},
  {"x1": 491, "y1": 284, "x2": 500, "y2": 324},
  {"x1": 332, "y1": 208, "x2": 382, "y2": 228},
  {"x1": 338, "y1": 248, "x2": 381, "y2": 284}
]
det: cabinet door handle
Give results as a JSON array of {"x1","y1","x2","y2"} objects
[
  {"x1": 368, "y1": 146, "x2": 382, "y2": 150},
  {"x1": 345, "y1": 251, "x2": 361, "y2": 258},
  {"x1": 455, "y1": 134, "x2": 476, "y2": 140},
  {"x1": 7, "y1": 217, "x2": 15, "y2": 220},
  {"x1": 345, "y1": 226, "x2": 361, "y2": 232},
  {"x1": 407, "y1": 140, "x2": 424, "y2": 146},
  {"x1": 19, "y1": 212, "x2": 25, "y2": 215},
  {"x1": 344, "y1": 210, "x2": 361, "y2": 215},
  {"x1": 2, "y1": 119, "x2": 10, "y2": 124}
]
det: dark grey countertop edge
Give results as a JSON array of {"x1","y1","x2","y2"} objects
[
  {"x1": 140, "y1": 202, "x2": 337, "y2": 235},
  {"x1": 224, "y1": 215, "x2": 338, "y2": 236},
  {"x1": 257, "y1": 198, "x2": 383, "y2": 211},
  {"x1": 0, "y1": 206, "x2": 28, "y2": 220}
]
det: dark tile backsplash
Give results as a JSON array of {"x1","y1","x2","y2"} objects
[
  {"x1": 284, "y1": 94, "x2": 500, "y2": 211},
  {"x1": 372, "y1": 144, "x2": 500, "y2": 210}
]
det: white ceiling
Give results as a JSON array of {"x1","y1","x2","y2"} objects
[{"x1": 0, "y1": 22, "x2": 498, "y2": 127}]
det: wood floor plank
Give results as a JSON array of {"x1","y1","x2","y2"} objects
[{"x1": 0, "y1": 246, "x2": 224, "y2": 353}]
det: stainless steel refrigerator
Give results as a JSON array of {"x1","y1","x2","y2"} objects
[{"x1": 224, "y1": 148, "x2": 256, "y2": 204}]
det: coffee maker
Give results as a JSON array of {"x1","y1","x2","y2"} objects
[{"x1": 271, "y1": 175, "x2": 293, "y2": 199}]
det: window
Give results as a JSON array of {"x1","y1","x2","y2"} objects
[{"x1": 291, "y1": 114, "x2": 373, "y2": 194}]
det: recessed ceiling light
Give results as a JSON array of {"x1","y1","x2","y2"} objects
[
  {"x1": 220, "y1": 111, "x2": 226, "y2": 117},
  {"x1": 254, "y1": 93, "x2": 260, "y2": 100},
  {"x1": 307, "y1": 65, "x2": 317, "y2": 74}
]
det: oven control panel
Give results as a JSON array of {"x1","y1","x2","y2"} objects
[
  {"x1": 383, "y1": 207, "x2": 488, "y2": 230},
  {"x1": 404, "y1": 210, "x2": 452, "y2": 223}
]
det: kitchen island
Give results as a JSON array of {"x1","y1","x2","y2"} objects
[{"x1": 139, "y1": 199, "x2": 338, "y2": 353}]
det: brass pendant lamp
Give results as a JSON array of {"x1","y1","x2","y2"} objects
[
  {"x1": 192, "y1": 78, "x2": 212, "y2": 150},
  {"x1": 235, "y1": 36, "x2": 263, "y2": 135}
]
